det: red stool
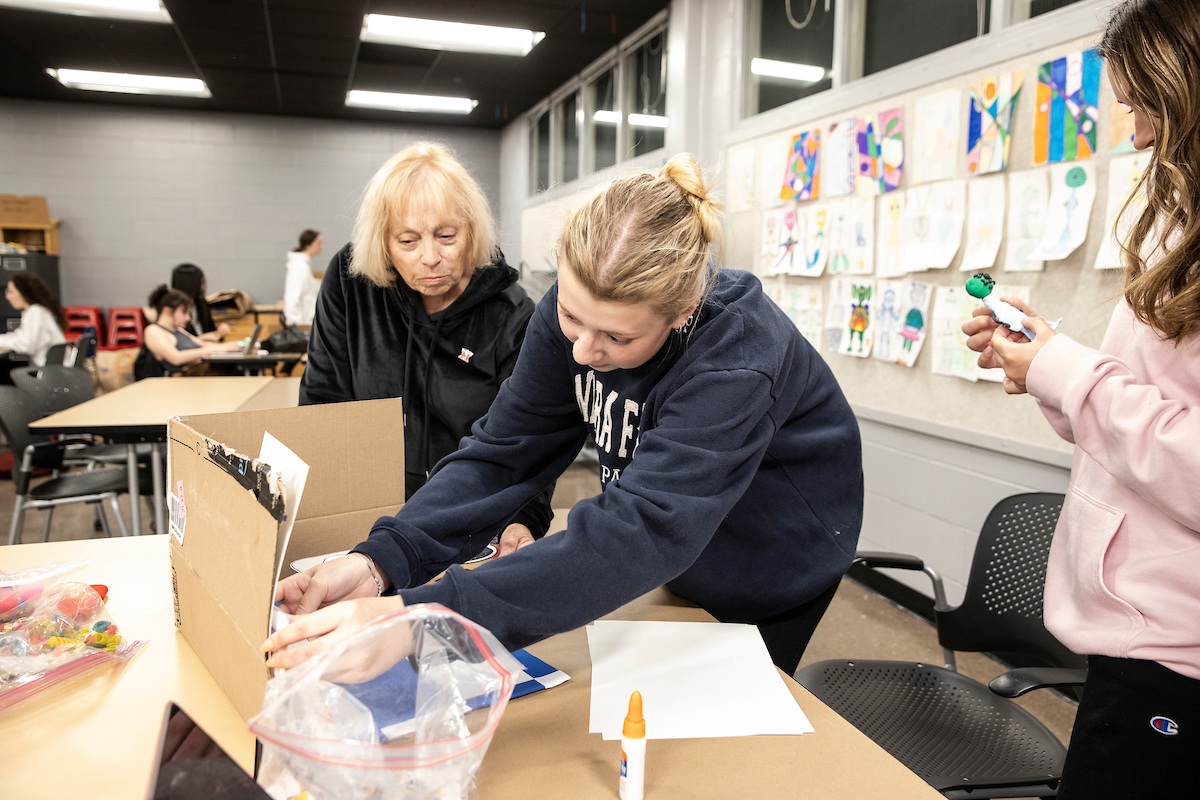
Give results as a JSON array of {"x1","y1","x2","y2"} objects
[
  {"x1": 106, "y1": 307, "x2": 145, "y2": 348},
  {"x1": 63, "y1": 306, "x2": 104, "y2": 344}
]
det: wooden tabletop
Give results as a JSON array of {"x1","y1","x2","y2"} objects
[
  {"x1": 0, "y1": 534, "x2": 940, "y2": 800},
  {"x1": 28, "y1": 376, "x2": 299, "y2": 440}
]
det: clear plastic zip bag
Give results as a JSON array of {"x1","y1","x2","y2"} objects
[{"x1": 250, "y1": 603, "x2": 523, "y2": 800}]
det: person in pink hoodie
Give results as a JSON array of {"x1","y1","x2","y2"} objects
[{"x1": 964, "y1": 2, "x2": 1200, "y2": 795}]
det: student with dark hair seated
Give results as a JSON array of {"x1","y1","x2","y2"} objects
[
  {"x1": 0, "y1": 273, "x2": 67, "y2": 377},
  {"x1": 134, "y1": 285, "x2": 240, "y2": 380}
]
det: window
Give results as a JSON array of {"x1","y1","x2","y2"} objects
[
  {"x1": 863, "y1": 0, "x2": 990, "y2": 77},
  {"x1": 588, "y1": 67, "x2": 619, "y2": 173},
  {"x1": 556, "y1": 91, "x2": 581, "y2": 184},
  {"x1": 529, "y1": 110, "x2": 550, "y2": 194},
  {"x1": 623, "y1": 31, "x2": 667, "y2": 157},
  {"x1": 746, "y1": 0, "x2": 835, "y2": 116},
  {"x1": 1014, "y1": 0, "x2": 1085, "y2": 21}
]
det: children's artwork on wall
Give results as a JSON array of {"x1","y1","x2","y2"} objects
[
  {"x1": 857, "y1": 107, "x2": 904, "y2": 195},
  {"x1": 781, "y1": 129, "x2": 820, "y2": 202},
  {"x1": 930, "y1": 285, "x2": 982, "y2": 381},
  {"x1": 826, "y1": 197, "x2": 875, "y2": 275},
  {"x1": 726, "y1": 143, "x2": 756, "y2": 214},
  {"x1": 1004, "y1": 169, "x2": 1049, "y2": 272},
  {"x1": 900, "y1": 181, "x2": 966, "y2": 271},
  {"x1": 961, "y1": 174, "x2": 1006, "y2": 271},
  {"x1": 760, "y1": 136, "x2": 790, "y2": 210},
  {"x1": 913, "y1": 90, "x2": 962, "y2": 184},
  {"x1": 789, "y1": 204, "x2": 830, "y2": 277},
  {"x1": 826, "y1": 277, "x2": 874, "y2": 357},
  {"x1": 875, "y1": 192, "x2": 906, "y2": 278},
  {"x1": 767, "y1": 279, "x2": 824, "y2": 347},
  {"x1": 824, "y1": 117, "x2": 858, "y2": 198},
  {"x1": 1033, "y1": 49, "x2": 1102, "y2": 164},
  {"x1": 873, "y1": 279, "x2": 932, "y2": 367},
  {"x1": 1108, "y1": 95, "x2": 1137, "y2": 155},
  {"x1": 1028, "y1": 162, "x2": 1097, "y2": 261},
  {"x1": 763, "y1": 206, "x2": 797, "y2": 275},
  {"x1": 760, "y1": 207, "x2": 780, "y2": 273},
  {"x1": 1095, "y1": 151, "x2": 1152, "y2": 270},
  {"x1": 967, "y1": 71, "x2": 1025, "y2": 175}
]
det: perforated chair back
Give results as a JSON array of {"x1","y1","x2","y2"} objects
[
  {"x1": 936, "y1": 493, "x2": 1085, "y2": 671},
  {"x1": 0, "y1": 385, "x2": 64, "y2": 495},
  {"x1": 44, "y1": 343, "x2": 70, "y2": 366},
  {"x1": 11, "y1": 365, "x2": 97, "y2": 417}
]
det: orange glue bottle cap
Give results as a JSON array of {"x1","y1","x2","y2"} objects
[{"x1": 623, "y1": 691, "x2": 645, "y2": 739}]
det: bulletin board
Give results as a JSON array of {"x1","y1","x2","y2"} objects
[{"x1": 723, "y1": 36, "x2": 1135, "y2": 458}]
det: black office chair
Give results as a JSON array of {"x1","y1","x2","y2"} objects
[
  {"x1": 0, "y1": 385, "x2": 137, "y2": 545},
  {"x1": 797, "y1": 493, "x2": 1086, "y2": 799},
  {"x1": 44, "y1": 343, "x2": 72, "y2": 367}
]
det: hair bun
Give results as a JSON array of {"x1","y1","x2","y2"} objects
[{"x1": 659, "y1": 154, "x2": 722, "y2": 244}]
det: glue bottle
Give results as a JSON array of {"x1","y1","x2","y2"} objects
[{"x1": 619, "y1": 690, "x2": 646, "y2": 800}]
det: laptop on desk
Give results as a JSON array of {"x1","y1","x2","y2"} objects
[{"x1": 206, "y1": 323, "x2": 262, "y2": 359}]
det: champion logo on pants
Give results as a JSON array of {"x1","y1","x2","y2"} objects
[{"x1": 1150, "y1": 716, "x2": 1179, "y2": 735}]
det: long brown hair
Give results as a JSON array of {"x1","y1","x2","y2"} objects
[
  {"x1": 1102, "y1": 0, "x2": 1200, "y2": 343},
  {"x1": 9, "y1": 272, "x2": 66, "y2": 332},
  {"x1": 557, "y1": 154, "x2": 723, "y2": 320}
]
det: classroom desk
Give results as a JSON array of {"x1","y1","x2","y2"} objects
[
  {"x1": 202, "y1": 352, "x2": 304, "y2": 376},
  {"x1": 28, "y1": 377, "x2": 301, "y2": 538},
  {"x1": 0, "y1": 535, "x2": 942, "y2": 800}
]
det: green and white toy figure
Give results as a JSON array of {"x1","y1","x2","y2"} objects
[{"x1": 964, "y1": 272, "x2": 1061, "y2": 341}]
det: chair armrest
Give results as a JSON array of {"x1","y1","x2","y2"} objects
[
  {"x1": 989, "y1": 667, "x2": 1089, "y2": 698},
  {"x1": 854, "y1": 551, "x2": 925, "y2": 571}
]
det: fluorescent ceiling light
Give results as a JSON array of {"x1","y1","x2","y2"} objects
[
  {"x1": 346, "y1": 90, "x2": 478, "y2": 115},
  {"x1": 49, "y1": 68, "x2": 209, "y2": 97},
  {"x1": 593, "y1": 110, "x2": 620, "y2": 124},
  {"x1": 628, "y1": 113, "x2": 668, "y2": 129},
  {"x1": 751, "y1": 57, "x2": 826, "y2": 84},
  {"x1": 362, "y1": 14, "x2": 545, "y2": 57},
  {"x1": 0, "y1": 0, "x2": 170, "y2": 23}
]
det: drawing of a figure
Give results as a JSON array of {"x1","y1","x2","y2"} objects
[
  {"x1": 876, "y1": 287, "x2": 900, "y2": 359},
  {"x1": 773, "y1": 210, "x2": 798, "y2": 273},
  {"x1": 848, "y1": 284, "x2": 871, "y2": 354}
]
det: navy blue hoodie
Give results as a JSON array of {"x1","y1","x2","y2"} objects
[{"x1": 354, "y1": 269, "x2": 863, "y2": 651}]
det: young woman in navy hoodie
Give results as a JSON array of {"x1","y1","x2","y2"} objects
[{"x1": 267, "y1": 154, "x2": 864, "y2": 676}]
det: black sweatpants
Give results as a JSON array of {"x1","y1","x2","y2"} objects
[{"x1": 1058, "y1": 654, "x2": 1200, "y2": 799}]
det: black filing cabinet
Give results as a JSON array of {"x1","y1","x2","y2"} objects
[{"x1": 0, "y1": 253, "x2": 60, "y2": 332}]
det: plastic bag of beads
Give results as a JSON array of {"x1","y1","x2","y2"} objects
[
  {"x1": 0, "y1": 561, "x2": 147, "y2": 710},
  {"x1": 250, "y1": 603, "x2": 522, "y2": 800}
]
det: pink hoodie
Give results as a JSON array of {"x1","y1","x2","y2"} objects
[{"x1": 1028, "y1": 299, "x2": 1200, "y2": 680}]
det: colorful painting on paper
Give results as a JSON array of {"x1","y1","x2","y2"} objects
[
  {"x1": 873, "y1": 279, "x2": 932, "y2": 368},
  {"x1": 762, "y1": 207, "x2": 797, "y2": 275},
  {"x1": 1108, "y1": 95, "x2": 1136, "y2": 154},
  {"x1": 826, "y1": 278, "x2": 874, "y2": 358},
  {"x1": 790, "y1": 204, "x2": 830, "y2": 277},
  {"x1": 857, "y1": 108, "x2": 904, "y2": 195},
  {"x1": 824, "y1": 118, "x2": 858, "y2": 198},
  {"x1": 1033, "y1": 49, "x2": 1102, "y2": 164},
  {"x1": 967, "y1": 71, "x2": 1024, "y2": 175},
  {"x1": 781, "y1": 129, "x2": 820, "y2": 201}
]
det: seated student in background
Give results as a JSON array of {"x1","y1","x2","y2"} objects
[
  {"x1": 284, "y1": 229, "x2": 323, "y2": 326},
  {"x1": 0, "y1": 273, "x2": 67, "y2": 380},
  {"x1": 268, "y1": 154, "x2": 864, "y2": 677},
  {"x1": 300, "y1": 141, "x2": 553, "y2": 546},
  {"x1": 134, "y1": 285, "x2": 240, "y2": 380},
  {"x1": 170, "y1": 263, "x2": 229, "y2": 342}
]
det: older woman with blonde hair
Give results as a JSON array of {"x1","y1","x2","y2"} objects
[
  {"x1": 300, "y1": 141, "x2": 552, "y2": 544},
  {"x1": 272, "y1": 153, "x2": 864, "y2": 678}
]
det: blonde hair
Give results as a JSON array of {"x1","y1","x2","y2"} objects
[
  {"x1": 350, "y1": 142, "x2": 497, "y2": 287},
  {"x1": 1101, "y1": 0, "x2": 1200, "y2": 343},
  {"x1": 557, "y1": 153, "x2": 723, "y2": 320}
]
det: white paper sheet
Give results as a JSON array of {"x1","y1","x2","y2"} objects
[
  {"x1": 913, "y1": 89, "x2": 962, "y2": 185},
  {"x1": 876, "y1": 192, "x2": 906, "y2": 278},
  {"x1": 1095, "y1": 151, "x2": 1151, "y2": 270},
  {"x1": 961, "y1": 174, "x2": 1006, "y2": 271},
  {"x1": 261, "y1": 432, "x2": 310, "y2": 590},
  {"x1": 1028, "y1": 162, "x2": 1097, "y2": 261},
  {"x1": 726, "y1": 143, "x2": 756, "y2": 215},
  {"x1": 587, "y1": 620, "x2": 813, "y2": 740},
  {"x1": 824, "y1": 117, "x2": 858, "y2": 198},
  {"x1": 1005, "y1": 169, "x2": 1049, "y2": 272}
]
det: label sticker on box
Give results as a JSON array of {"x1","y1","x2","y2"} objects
[{"x1": 168, "y1": 484, "x2": 187, "y2": 544}]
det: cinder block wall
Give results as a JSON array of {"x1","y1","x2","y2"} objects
[
  {"x1": 858, "y1": 416, "x2": 1071, "y2": 606},
  {"x1": 0, "y1": 98, "x2": 500, "y2": 308}
]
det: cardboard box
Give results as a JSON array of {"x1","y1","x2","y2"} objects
[
  {"x1": 0, "y1": 195, "x2": 50, "y2": 226},
  {"x1": 167, "y1": 398, "x2": 405, "y2": 721}
]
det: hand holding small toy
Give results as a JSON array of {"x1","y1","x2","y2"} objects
[{"x1": 964, "y1": 273, "x2": 1061, "y2": 341}]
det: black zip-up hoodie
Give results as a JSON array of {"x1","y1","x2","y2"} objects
[{"x1": 300, "y1": 242, "x2": 552, "y2": 537}]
